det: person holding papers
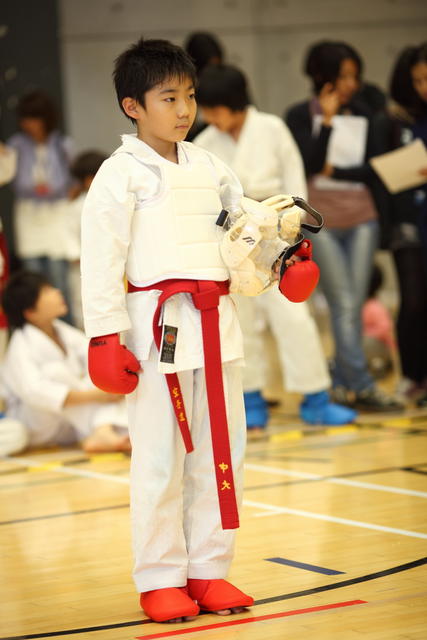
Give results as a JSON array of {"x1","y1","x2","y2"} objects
[
  {"x1": 286, "y1": 41, "x2": 402, "y2": 412},
  {"x1": 372, "y1": 43, "x2": 427, "y2": 407}
]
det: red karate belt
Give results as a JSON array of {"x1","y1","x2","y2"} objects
[{"x1": 127, "y1": 279, "x2": 239, "y2": 530}]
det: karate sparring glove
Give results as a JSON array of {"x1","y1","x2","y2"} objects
[
  {"x1": 279, "y1": 239, "x2": 320, "y2": 303},
  {"x1": 88, "y1": 333, "x2": 140, "y2": 394}
]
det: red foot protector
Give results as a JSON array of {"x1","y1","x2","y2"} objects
[
  {"x1": 187, "y1": 579, "x2": 254, "y2": 611},
  {"x1": 279, "y1": 239, "x2": 320, "y2": 303},
  {"x1": 140, "y1": 587, "x2": 200, "y2": 622},
  {"x1": 88, "y1": 333, "x2": 140, "y2": 394}
]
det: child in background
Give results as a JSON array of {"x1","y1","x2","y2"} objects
[
  {"x1": 66, "y1": 151, "x2": 108, "y2": 329},
  {"x1": 1, "y1": 271, "x2": 129, "y2": 453},
  {"x1": 362, "y1": 263, "x2": 396, "y2": 379},
  {"x1": 7, "y1": 91, "x2": 74, "y2": 323},
  {"x1": 194, "y1": 63, "x2": 356, "y2": 429},
  {"x1": 184, "y1": 31, "x2": 224, "y2": 141}
]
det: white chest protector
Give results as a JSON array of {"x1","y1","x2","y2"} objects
[
  {"x1": 219, "y1": 195, "x2": 323, "y2": 296},
  {"x1": 124, "y1": 154, "x2": 229, "y2": 285}
]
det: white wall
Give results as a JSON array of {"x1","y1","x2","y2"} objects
[{"x1": 59, "y1": 0, "x2": 427, "y2": 153}]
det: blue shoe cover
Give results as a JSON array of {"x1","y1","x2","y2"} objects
[
  {"x1": 300, "y1": 391, "x2": 357, "y2": 426},
  {"x1": 244, "y1": 391, "x2": 269, "y2": 428}
]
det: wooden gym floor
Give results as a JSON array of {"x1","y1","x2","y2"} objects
[{"x1": 1, "y1": 394, "x2": 427, "y2": 640}]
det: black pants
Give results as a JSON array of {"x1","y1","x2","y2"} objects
[{"x1": 393, "y1": 246, "x2": 427, "y2": 383}]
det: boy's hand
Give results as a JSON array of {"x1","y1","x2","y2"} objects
[
  {"x1": 278, "y1": 240, "x2": 320, "y2": 302},
  {"x1": 88, "y1": 333, "x2": 140, "y2": 394}
]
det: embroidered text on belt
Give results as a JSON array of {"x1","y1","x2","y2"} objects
[{"x1": 127, "y1": 279, "x2": 239, "y2": 530}]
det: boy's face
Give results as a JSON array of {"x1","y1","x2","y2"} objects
[
  {"x1": 200, "y1": 106, "x2": 240, "y2": 133},
  {"x1": 123, "y1": 76, "x2": 197, "y2": 148},
  {"x1": 25, "y1": 285, "x2": 68, "y2": 325}
]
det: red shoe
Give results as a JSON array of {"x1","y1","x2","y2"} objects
[
  {"x1": 140, "y1": 586, "x2": 200, "y2": 622},
  {"x1": 187, "y1": 579, "x2": 254, "y2": 612}
]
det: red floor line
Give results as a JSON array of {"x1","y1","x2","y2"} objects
[{"x1": 136, "y1": 598, "x2": 367, "y2": 639}]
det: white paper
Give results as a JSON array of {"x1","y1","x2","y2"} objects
[
  {"x1": 313, "y1": 114, "x2": 368, "y2": 191},
  {"x1": 370, "y1": 138, "x2": 427, "y2": 194}
]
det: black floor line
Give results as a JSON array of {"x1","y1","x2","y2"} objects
[
  {"x1": 0, "y1": 503, "x2": 129, "y2": 526},
  {"x1": 1, "y1": 557, "x2": 426, "y2": 640},
  {"x1": 3, "y1": 460, "x2": 427, "y2": 525},
  {"x1": 401, "y1": 466, "x2": 427, "y2": 476}
]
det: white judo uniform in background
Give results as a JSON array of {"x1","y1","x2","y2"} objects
[
  {"x1": 81, "y1": 135, "x2": 247, "y2": 592},
  {"x1": 0, "y1": 319, "x2": 128, "y2": 447},
  {"x1": 195, "y1": 106, "x2": 331, "y2": 394}
]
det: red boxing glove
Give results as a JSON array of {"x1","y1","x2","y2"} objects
[
  {"x1": 88, "y1": 333, "x2": 140, "y2": 394},
  {"x1": 279, "y1": 239, "x2": 320, "y2": 302}
]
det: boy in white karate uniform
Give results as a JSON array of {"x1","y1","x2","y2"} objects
[
  {"x1": 80, "y1": 38, "x2": 318, "y2": 623},
  {"x1": 194, "y1": 64, "x2": 357, "y2": 429},
  {"x1": 1, "y1": 271, "x2": 129, "y2": 452}
]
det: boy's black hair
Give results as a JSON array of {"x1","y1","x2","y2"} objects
[
  {"x1": 304, "y1": 40, "x2": 363, "y2": 95},
  {"x1": 71, "y1": 150, "x2": 108, "y2": 183},
  {"x1": 196, "y1": 64, "x2": 251, "y2": 111},
  {"x1": 17, "y1": 90, "x2": 59, "y2": 134},
  {"x1": 184, "y1": 31, "x2": 224, "y2": 75},
  {"x1": 390, "y1": 42, "x2": 427, "y2": 119},
  {"x1": 2, "y1": 271, "x2": 51, "y2": 329},
  {"x1": 113, "y1": 37, "x2": 197, "y2": 123}
]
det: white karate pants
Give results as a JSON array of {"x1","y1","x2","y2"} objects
[
  {"x1": 126, "y1": 349, "x2": 246, "y2": 593},
  {"x1": 233, "y1": 288, "x2": 331, "y2": 394}
]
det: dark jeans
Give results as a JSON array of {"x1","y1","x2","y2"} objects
[
  {"x1": 393, "y1": 246, "x2": 427, "y2": 383},
  {"x1": 311, "y1": 220, "x2": 379, "y2": 392}
]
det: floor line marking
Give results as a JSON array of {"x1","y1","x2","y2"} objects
[
  {"x1": 135, "y1": 600, "x2": 367, "y2": 639},
  {"x1": 266, "y1": 557, "x2": 345, "y2": 575},
  {"x1": 5, "y1": 456, "x2": 129, "y2": 483},
  {"x1": 1, "y1": 559, "x2": 425, "y2": 639},
  {"x1": 4, "y1": 458, "x2": 427, "y2": 538},
  {"x1": 244, "y1": 499, "x2": 427, "y2": 539},
  {"x1": 255, "y1": 556, "x2": 427, "y2": 605},
  {"x1": 402, "y1": 466, "x2": 427, "y2": 476},
  {"x1": 244, "y1": 462, "x2": 427, "y2": 498}
]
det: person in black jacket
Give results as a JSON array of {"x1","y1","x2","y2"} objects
[
  {"x1": 372, "y1": 43, "x2": 427, "y2": 407},
  {"x1": 285, "y1": 41, "x2": 402, "y2": 412}
]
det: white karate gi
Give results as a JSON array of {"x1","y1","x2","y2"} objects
[
  {"x1": 80, "y1": 135, "x2": 247, "y2": 592},
  {"x1": 0, "y1": 319, "x2": 127, "y2": 447},
  {"x1": 194, "y1": 107, "x2": 331, "y2": 394}
]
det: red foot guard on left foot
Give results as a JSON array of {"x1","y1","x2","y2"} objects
[
  {"x1": 140, "y1": 587, "x2": 200, "y2": 622},
  {"x1": 187, "y1": 579, "x2": 254, "y2": 612}
]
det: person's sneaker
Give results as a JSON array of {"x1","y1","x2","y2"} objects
[
  {"x1": 416, "y1": 392, "x2": 427, "y2": 408},
  {"x1": 354, "y1": 387, "x2": 404, "y2": 412},
  {"x1": 329, "y1": 385, "x2": 354, "y2": 407},
  {"x1": 300, "y1": 391, "x2": 357, "y2": 426},
  {"x1": 395, "y1": 377, "x2": 423, "y2": 403}
]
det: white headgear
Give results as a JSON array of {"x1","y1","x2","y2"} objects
[{"x1": 218, "y1": 195, "x2": 323, "y2": 296}]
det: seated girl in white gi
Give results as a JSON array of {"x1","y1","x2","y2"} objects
[{"x1": 1, "y1": 271, "x2": 129, "y2": 453}]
